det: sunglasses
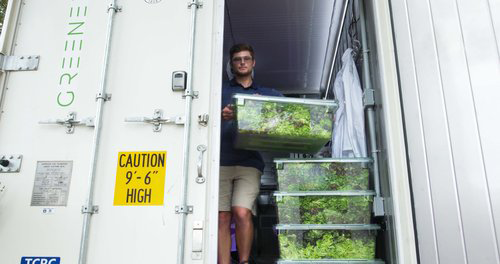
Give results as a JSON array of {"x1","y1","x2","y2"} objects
[{"x1": 232, "y1": 56, "x2": 253, "y2": 63}]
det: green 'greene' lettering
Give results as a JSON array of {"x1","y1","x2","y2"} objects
[
  {"x1": 57, "y1": 91, "x2": 75, "y2": 107},
  {"x1": 59, "y1": 73, "x2": 78, "y2": 85},
  {"x1": 57, "y1": 6, "x2": 88, "y2": 108},
  {"x1": 68, "y1": 22, "x2": 85, "y2": 35}
]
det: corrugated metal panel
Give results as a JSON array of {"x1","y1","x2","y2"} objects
[{"x1": 391, "y1": 0, "x2": 500, "y2": 263}]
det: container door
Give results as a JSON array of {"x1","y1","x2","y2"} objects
[
  {"x1": 0, "y1": 1, "x2": 223, "y2": 263},
  {"x1": 0, "y1": 1, "x2": 100, "y2": 263}
]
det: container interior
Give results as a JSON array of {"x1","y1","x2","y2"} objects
[{"x1": 222, "y1": 0, "x2": 396, "y2": 263}]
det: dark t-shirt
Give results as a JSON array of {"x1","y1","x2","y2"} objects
[{"x1": 220, "y1": 79, "x2": 283, "y2": 172}]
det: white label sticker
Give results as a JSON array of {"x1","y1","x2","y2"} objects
[{"x1": 31, "y1": 161, "x2": 73, "y2": 206}]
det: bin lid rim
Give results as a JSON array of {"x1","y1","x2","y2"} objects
[
  {"x1": 274, "y1": 158, "x2": 372, "y2": 163},
  {"x1": 275, "y1": 224, "x2": 381, "y2": 230},
  {"x1": 273, "y1": 190, "x2": 376, "y2": 196},
  {"x1": 233, "y1": 93, "x2": 339, "y2": 107},
  {"x1": 277, "y1": 260, "x2": 385, "y2": 264}
]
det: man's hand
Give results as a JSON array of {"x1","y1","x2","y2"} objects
[{"x1": 222, "y1": 104, "x2": 235, "y2": 120}]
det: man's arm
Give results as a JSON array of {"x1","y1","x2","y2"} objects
[{"x1": 222, "y1": 104, "x2": 235, "y2": 120}]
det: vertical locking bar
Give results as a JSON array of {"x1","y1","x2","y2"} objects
[
  {"x1": 78, "y1": 2, "x2": 121, "y2": 264},
  {"x1": 177, "y1": 1, "x2": 202, "y2": 263},
  {"x1": 359, "y1": 0, "x2": 384, "y2": 216}
]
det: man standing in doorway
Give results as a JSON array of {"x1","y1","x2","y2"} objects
[{"x1": 218, "y1": 43, "x2": 282, "y2": 264}]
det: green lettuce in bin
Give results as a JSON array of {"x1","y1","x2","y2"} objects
[
  {"x1": 279, "y1": 230, "x2": 376, "y2": 260},
  {"x1": 236, "y1": 100, "x2": 333, "y2": 140},
  {"x1": 277, "y1": 162, "x2": 370, "y2": 191},
  {"x1": 276, "y1": 195, "x2": 372, "y2": 224}
]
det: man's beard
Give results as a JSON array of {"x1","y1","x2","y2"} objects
[{"x1": 233, "y1": 69, "x2": 252, "y2": 78}]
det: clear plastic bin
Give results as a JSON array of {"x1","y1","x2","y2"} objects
[
  {"x1": 276, "y1": 224, "x2": 380, "y2": 260},
  {"x1": 274, "y1": 158, "x2": 372, "y2": 191},
  {"x1": 274, "y1": 191, "x2": 374, "y2": 224},
  {"x1": 233, "y1": 94, "x2": 338, "y2": 153},
  {"x1": 277, "y1": 259, "x2": 384, "y2": 264}
]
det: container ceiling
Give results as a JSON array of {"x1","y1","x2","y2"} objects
[{"x1": 223, "y1": 0, "x2": 335, "y2": 95}]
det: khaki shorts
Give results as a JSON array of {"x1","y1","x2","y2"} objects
[{"x1": 219, "y1": 166, "x2": 261, "y2": 215}]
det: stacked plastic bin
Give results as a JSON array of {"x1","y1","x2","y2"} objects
[
  {"x1": 231, "y1": 94, "x2": 382, "y2": 263},
  {"x1": 273, "y1": 159, "x2": 383, "y2": 264},
  {"x1": 232, "y1": 94, "x2": 338, "y2": 154}
]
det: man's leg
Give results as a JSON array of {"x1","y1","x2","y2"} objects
[
  {"x1": 218, "y1": 211, "x2": 232, "y2": 264},
  {"x1": 232, "y1": 206, "x2": 253, "y2": 263},
  {"x1": 231, "y1": 166, "x2": 261, "y2": 263},
  {"x1": 219, "y1": 166, "x2": 235, "y2": 263}
]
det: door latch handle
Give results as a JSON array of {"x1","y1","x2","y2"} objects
[
  {"x1": 39, "y1": 112, "x2": 94, "y2": 134},
  {"x1": 124, "y1": 109, "x2": 185, "y2": 132},
  {"x1": 196, "y1": 145, "x2": 207, "y2": 184}
]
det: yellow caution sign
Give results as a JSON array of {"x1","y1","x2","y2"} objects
[{"x1": 113, "y1": 151, "x2": 167, "y2": 205}]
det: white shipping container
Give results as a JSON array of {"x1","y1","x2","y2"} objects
[
  {"x1": 0, "y1": 0, "x2": 223, "y2": 263},
  {"x1": 1, "y1": 0, "x2": 499, "y2": 263}
]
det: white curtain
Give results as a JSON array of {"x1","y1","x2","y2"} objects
[{"x1": 331, "y1": 48, "x2": 367, "y2": 158}]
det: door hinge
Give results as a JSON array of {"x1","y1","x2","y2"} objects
[
  {"x1": 0, "y1": 154, "x2": 22, "y2": 173},
  {"x1": 81, "y1": 205, "x2": 99, "y2": 214},
  {"x1": 373, "y1": 197, "x2": 385, "y2": 216},
  {"x1": 108, "y1": 3, "x2": 122, "y2": 12},
  {"x1": 191, "y1": 220, "x2": 203, "y2": 260},
  {"x1": 96, "y1": 93, "x2": 112, "y2": 101},
  {"x1": 187, "y1": 0, "x2": 203, "y2": 9},
  {"x1": 182, "y1": 90, "x2": 199, "y2": 99},
  {"x1": 0, "y1": 54, "x2": 40, "y2": 72},
  {"x1": 175, "y1": 205, "x2": 193, "y2": 214},
  {"x1": 198, "y1": 114, "x2": 209, "y2": 126},
  {"x1": 363, "y1": 88, "x2": 375, "y2": 107}
]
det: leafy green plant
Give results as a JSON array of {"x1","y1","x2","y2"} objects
[
  {"x1": 277, "y1": 162, "x2": 370, "y2": 191},
  {"x1": 0, "y1": 0, "x2": 8, "y2": 32},
  {"x1": 276, "y1": 195, "x2": 372, "y2": 224},
  {"x1": 236, "y1": 99, "x2": 333, "y2": 140},
  {"x1": 279, "y1": 229, "x2": 376, "y2": 260}
]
